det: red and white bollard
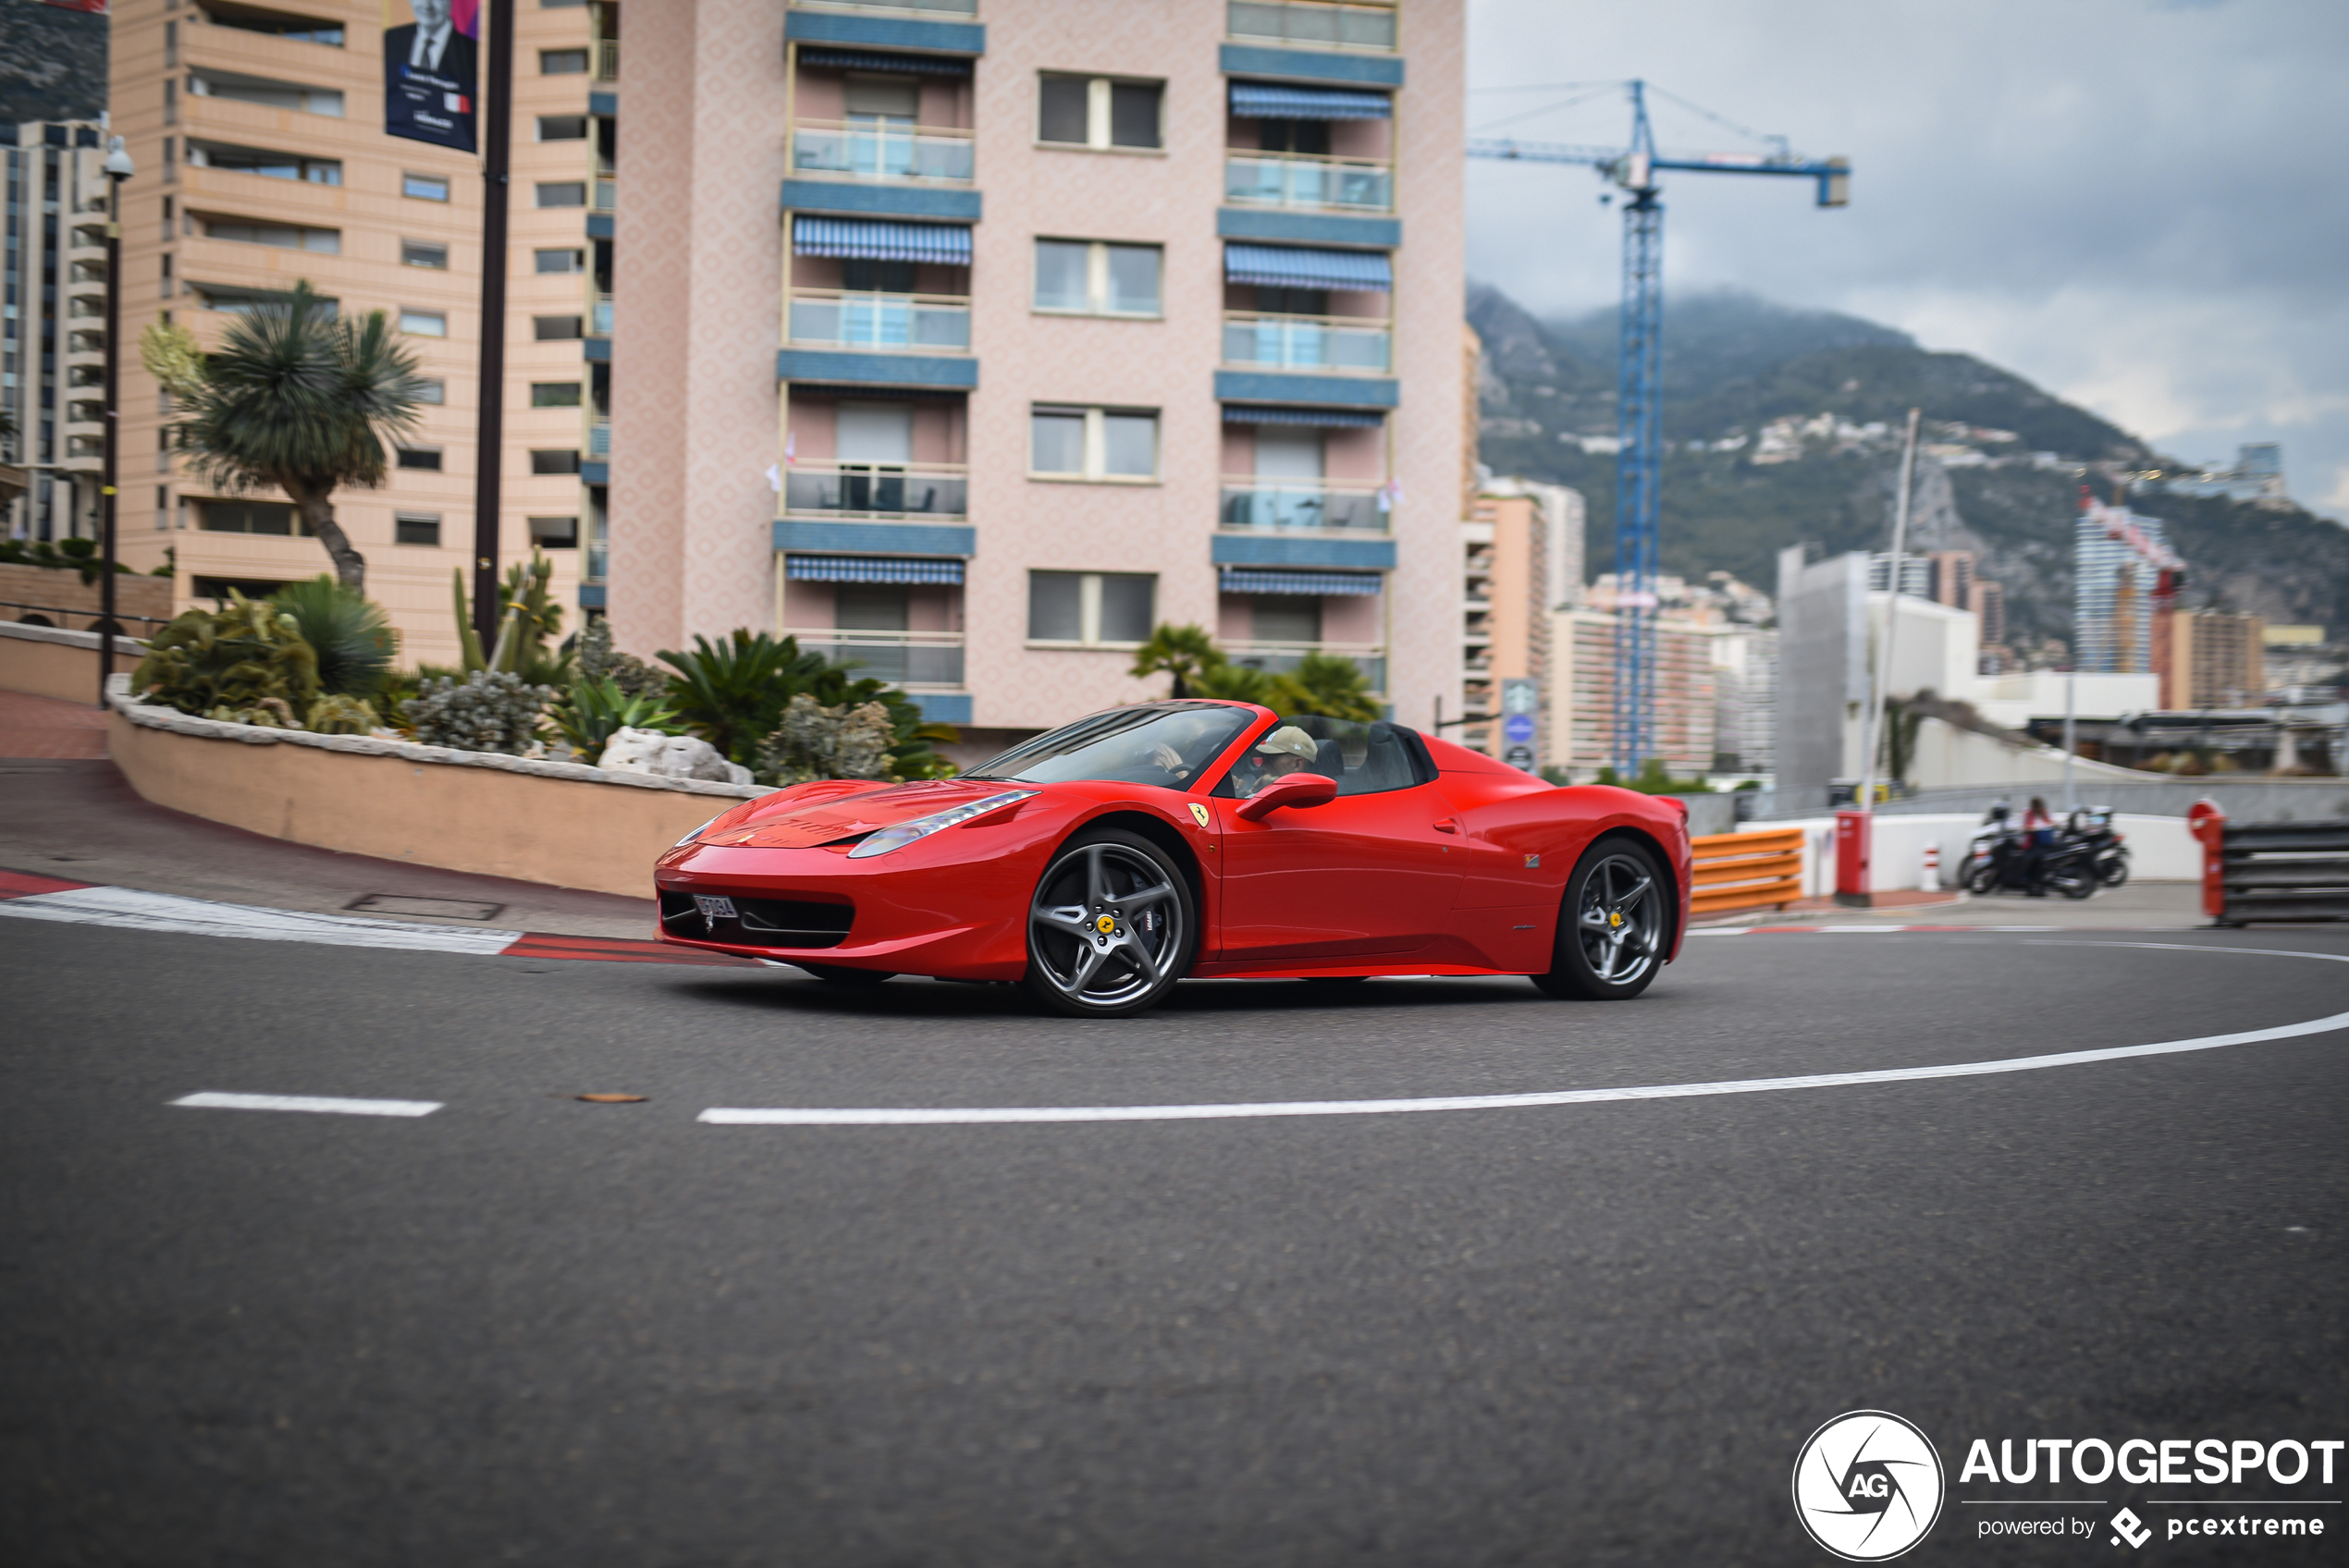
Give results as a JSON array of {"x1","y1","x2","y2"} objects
[{"x1": 1921, "y1": 841, "x2": 1940, "y2": 893}]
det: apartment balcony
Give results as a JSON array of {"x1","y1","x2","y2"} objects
[
  {"x1": 587, "y1": 419, "x2": 610, "y2": 459},
  {"x1": 787, "y1": 629, "x2": 965, "y2": 689},
  {"x1": 596, "y1": 38, "x2": 618, "y2": 81},
  {"x1": 1219, "y1": 479, "x2": 1385, "y2": 533},
  {"x1": 791, "y1": 0, "x2": 976, "y2": 14},
  {"x1": 590, "y1": 291, "x2": 613, "y2": 336},
  {"x1": 782, "y1": 461, "x2": 967, "y2": 521},
  {"x1": 67, "y1": 330, "x2": 105, "y2": 356},
  {"x1": 593, "y1": 176, "x2": 615, "y2": 213},
  {"x1": 69, "y1": 224, "x2": 105, "y2": 251},
  {"x1": 1227, "y1": 0, "x2": 1398, "y2": 51},
  {"x1": 1223, "y1": 312, "x2": 1390, "y2": 374},
  {"x1": 790, "y1": 120, "x2": 974, "y2": 185},
  {"x1": 1224, "y1": 639, "x2": 1386, "y2": 692},
  {"x1": 66, "y1": 401, "x2": 104, "y2": 425},
  {"x1": 787, "y1": 290, "x2": 970, "y2": 353},
  {"x1": 1224, "y1": 153, "x2": 1392, "y2": 214},
  {"x1": 69, "y1": 259, "x2": 107, "y2": 285}
]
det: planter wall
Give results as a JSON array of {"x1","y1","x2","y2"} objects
[
  {"x1": 0, "y1": 562, "x2": 174, "y2": 633},
  {"x1": 0, "y1": 620, "x2": 135, "y2": 704},
  {"x1": 104, "y1": 678, "x2": 765, "y2": 899}
]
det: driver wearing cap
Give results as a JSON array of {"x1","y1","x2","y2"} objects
[{"x1": 1241, "y1": 725, "x2": 1320, "y2": 796}]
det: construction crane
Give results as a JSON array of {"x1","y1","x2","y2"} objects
[{"x1": 1470, "y1": 82, "x2": 1849, "y2": 770}]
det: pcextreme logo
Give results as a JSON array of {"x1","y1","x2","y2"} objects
[{"x1": 1794, "y1": 1410, "x2": 1947, "y2": 1562}]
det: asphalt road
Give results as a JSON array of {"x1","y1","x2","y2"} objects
[{"x1": 5, "y1": 920, "x2": 2346, "y2": 1566}]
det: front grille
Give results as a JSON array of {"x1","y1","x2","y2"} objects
[{"x1": 659, "y1": 890, "x2": 854, "y2": 949}]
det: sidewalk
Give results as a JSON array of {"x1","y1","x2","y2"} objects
[{"x1": 1, "y1": 691, "x2": 658, "y2": 938}]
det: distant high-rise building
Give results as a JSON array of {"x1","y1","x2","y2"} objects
[
  {"x1": 2074, "y1": 507, "x2": 2174, "y2": 674},
  {"x1": 3, "y1": 120, "x2": 108, "y2": 545},
  {"x1": 1550, "y1": 607, "x2": 1716, "y2": 778},
  {"x1": 1710, "y1": 625, "x2": 1776, "y2": 776}
]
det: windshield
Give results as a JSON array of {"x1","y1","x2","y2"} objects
[{"x1": 967, "y1": 704, "x2": 1256, "y2": 789}]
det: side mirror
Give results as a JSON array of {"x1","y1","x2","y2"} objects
[{"x1": 1235, "y1": 770, "x2": 1337, "y2": 821}]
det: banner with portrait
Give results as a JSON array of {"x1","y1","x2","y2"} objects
[{"x1": 384, "y1": 0, "x2": 479, "y2": 152}]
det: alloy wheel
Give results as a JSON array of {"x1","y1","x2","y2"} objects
[
  {"x1": 1027, "y1": 839, "x2": 1187, "y2": 1013},
  {"x1": 1574, "y1": 851, "x2": 1664, "y2": 986}
]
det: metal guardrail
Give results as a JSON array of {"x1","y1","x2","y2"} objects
[
  {"x1": 2191, "y1": 801, "x2": 2349, "y2": 924},
  {"x1": 3, "y1": 597, "x2": 174, "y2": 631},
  {"x1": 1689, "y1": 827, "x2": 1804, "y2": 918}
]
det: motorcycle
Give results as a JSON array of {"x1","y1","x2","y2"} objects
[
  {"x1": 2068, "y1": 805, "x2": 2131, "y2": 888},
  {"x1": 1961, "y1": 803, "x2": 2097, "y2": 899}
]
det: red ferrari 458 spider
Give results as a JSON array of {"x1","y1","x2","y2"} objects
[{"x1": 654, "y1": 702, "x2": 1693, "y2": 1016}]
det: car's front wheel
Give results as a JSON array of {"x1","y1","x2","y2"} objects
[
  {"x1": 1531, "y1": 837, "x2": 1670, "y2": 1000},
  {"x1": 1024, "y1": 827, "x2": 1194, "y2": 1018}
]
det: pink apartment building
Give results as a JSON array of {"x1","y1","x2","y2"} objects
[{"x1": 613, "y1": 0, "x2": 1465, "y2": 751}]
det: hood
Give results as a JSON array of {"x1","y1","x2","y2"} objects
[{"x1": 695, "y1": 778, "x2": 1022, "y2": 851}]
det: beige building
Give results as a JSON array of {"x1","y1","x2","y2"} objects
[
  {"x1": 2163, "y1": 607, "x2": 2266, "y2": 709},
  {"x1": 4, "y1": 120, "x2": 112, "y2": 552},
  {"x1": 1549, "y1": 607, "x2": 1717, "y2": 778},
  {"x1": 614, "y1": 0, "x2": 1465, "y2": 743},
  {"x1": 106, "y1": 0, "x2": 612, "y2": 666},
  {"x1": 1457, "y1": 475, "x2": 1576, "y2": 767}
]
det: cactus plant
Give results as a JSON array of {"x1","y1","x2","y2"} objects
[
  {"x1": 399, "y1": 670, "x2": 554, "y2": 755},
  {"x1": 133, "y1": 592, "x2": 321, "y2": 717}
]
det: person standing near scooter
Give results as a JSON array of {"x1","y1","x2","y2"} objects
[{"x1": 2020, "y1": 796, "x2": 2055, "y2": 897}]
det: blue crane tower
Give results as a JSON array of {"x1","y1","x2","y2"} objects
[{"x1": 1470, "y1": 82, "x2": 1848, "y2": 771}]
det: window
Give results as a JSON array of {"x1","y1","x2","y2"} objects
[
  {"x1": 1038, "y1": 75, "x2": 1162, "y2": 150},
  {"x1": 198, "y1": 499, "x2": 302, "y2": 534},
  {"x1": 403, "y1": 172, "x2": 450, "y2": 202},
  {"x1": 1030, "y1": 406, "x2": 1158, "y2": 481},
  {"x1": 1226, "y1": 1, "x2": 1397, "y2": 51},
  {"x1": 533, "y1": 315, "x2": 584, "y2": 341},
  {"x1": 411, "y1": 377, "x2": 446, "y2": 404},
  {"x1": 1027, "y1": 570, "x2": 1156, "y2": 645},
  {"x1": 201, "y1": 217, "x2": 339, "y2": 252},
  {"x1": 531, "y1": 449, "x2": 583, "y2": 475},
  {"x1": 190, "y1": 69, "x2": 342, "y2": 116},
  {"x1": 200, "y1": 4, "x2": 346, "y2": 45},
  {"x1": 530, "y1": 382, "x2": 582, "y2": 407},
  {"x1": 540, "y1": 48, "x2": 590, "y2": 74},
  {"x1": 537, "y1": 115, "x2": 588, "y2": 140},
  {"x1": 534, "y1": 247, "x2": 584, "y2": 274},
  {"x1": 394, "y1": 512, "x2": 441, "y2": 546},
  {"x1": 400, "y1": 308, "x2": 447, "y2": 337},
  {"x1": 529, "y1": 515, "x2": 578, "y2": 548},
  {"x1": 1033, "y1": 239, "x2": 1161, "y2": 315},
  {"x1": 195, "y1": 284, "x2": 337, "y2": 314},
  {"x1": 395, "y1": 447, "x2": 442, "y2": 471},
  {"x1": 535, "y1": 181, "x2": 586, "y2": 208},
  {"x1": 188, "y1": 141, "x2": 339, "y2": 184}
]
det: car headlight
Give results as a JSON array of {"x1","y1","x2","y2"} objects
[
  {"x1": 846, "y1": 790, "x2": 1036, "y2": 860},
  {"x1": 674, "y1": 815, "x2": 721, "y2": 848}
]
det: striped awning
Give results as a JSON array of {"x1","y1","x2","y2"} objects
[
  {"x1": 1230, "y1": 82, "x2": 1391, "y2": 120},
  {"x1": 792, "y1": 216, "x2": 972, "y2": 265},
  {"x1": 797, "y1": 47, "x2": 973, "y2": 77},
  {"x1": 1224, "y1": 243, "x2": 1392, "y2": 292},
  {"x1": 1220, "y1": 568, "x2": 1384, "y2": 597},
  {"x1": 787, "y1": 555, "x2": 965, "y2": 585},
  {"x1": 1223, "y1": 404, "x2": 1385, "y2": 429}
]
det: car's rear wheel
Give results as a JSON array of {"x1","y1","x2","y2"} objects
[
  {"x1": 1024, "y1": 827, "x2": 1194, "y2": 1018},
  {"x1": 1531, "y1": 837, "x2": 1669, "y2": 1000}
]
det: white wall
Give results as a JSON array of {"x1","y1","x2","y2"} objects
[
  {"x1": 1909, "y1": 716, "x2": 2154, "y2": 790},
  {"x1": 1740, "y1": 812, "x2": 2196, "y2": 896},
  {"x1": 1973, "y1": 668, "x2": 2163, "y2": 730}
]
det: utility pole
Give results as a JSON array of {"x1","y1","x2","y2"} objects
[
  {"x1": 97, "y1": 135, "x2": 134, "y2": 707},
  {"x1": 471, "y1": 0, "x2": 515, "y2": 653},
  {"x1": 1857, "y1": 408, "x2": 1922, "y2": 824}
]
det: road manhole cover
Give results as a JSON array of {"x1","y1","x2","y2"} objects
[{"x1": 345, "y1": 893, "x2": 508, "y2": 922}]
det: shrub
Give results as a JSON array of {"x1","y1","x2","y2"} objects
[
  {"x1": 305, "y1": 694, "x2": 379, "y2": 734},
  {"x1": 555, "y1": 677, "x2": 681, "y2": 756},
  {"x1": 269, "y1": 576, "x2": 396, "y2": 697},
  {"x1": 574, "y1": 618, "x2": 665, "y2": 699},
  {"x1": 757, "y1": 694, "x2": 896, "y2": 785},
  {"x1": 133, "y1": 592, "x2": 320, "y2": 717},
  {"x1": 400, "y1": 670, "x2": 553, "y2": 755},
  {"x1": 657, "y1": 631, "x2": 833, "y2": 767}
]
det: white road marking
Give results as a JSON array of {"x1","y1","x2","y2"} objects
[
  {"x1": 172, "y1": 1092, "x2": 443, "y2": 1118},
  {"x1": 699, "y1": 943, "x2": 2349, "y2": 1127},
  {"x1": 0, "y1": 885, "x2": 522, "y2": 955}
]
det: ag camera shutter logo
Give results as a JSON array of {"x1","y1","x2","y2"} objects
[{"x1": 1793, "y1": 1410, "x2": 1946, "y2": 1561}]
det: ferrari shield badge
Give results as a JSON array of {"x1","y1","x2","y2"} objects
[{"x1": 1188, "y1": 802, "x2": 1211, "y2": 828}]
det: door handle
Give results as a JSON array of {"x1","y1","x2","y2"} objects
[{"x1": 1433, "y1": 818, "x2": 1457, "y2": 834}]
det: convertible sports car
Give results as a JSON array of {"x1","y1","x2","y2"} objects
[{"x1": 654, "y1": 702, "x2": 1693, "y2": 1016}]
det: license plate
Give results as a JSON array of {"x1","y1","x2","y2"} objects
[{"x1": 694, "y1": 895, "x2": 737, "y2": 924}]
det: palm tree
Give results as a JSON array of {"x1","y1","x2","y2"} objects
[
  {"x1": 1269, "y1": 651, "x2": 1381, "y2": 721},
  {"x1": 169, "y1": 283, "x2": 425, "y2": 593},
  {"x1": 1129, "y1": 622, "x2": 1223, "y2": 699}
]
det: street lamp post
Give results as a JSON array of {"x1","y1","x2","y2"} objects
[{"x1": 98, "y1": 134, "x2": 134, "y2": 707}]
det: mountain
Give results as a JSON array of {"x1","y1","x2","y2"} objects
[
  {"x1": 1470, "y1": 286, "x2": 2349, "y2": 650},
  {"x1": 0, "y1": 0, "x2": 107, "y2": 126}
]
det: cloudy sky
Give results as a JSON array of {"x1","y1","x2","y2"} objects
[{"x1": 1464, "y1": 0, "x2": 2349, "y2": 520}]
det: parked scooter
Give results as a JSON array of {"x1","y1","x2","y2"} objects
[
  {"x1": 1961, "y1": 802, "x2": 2097, "y2": 899},
  {"x1": 2068, "y1": 805, "x2": 2131, "y2": 888}
]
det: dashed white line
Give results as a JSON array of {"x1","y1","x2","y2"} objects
[{"x1": 171, "y1": 1092, "x2": 444, "y2": 1118}]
